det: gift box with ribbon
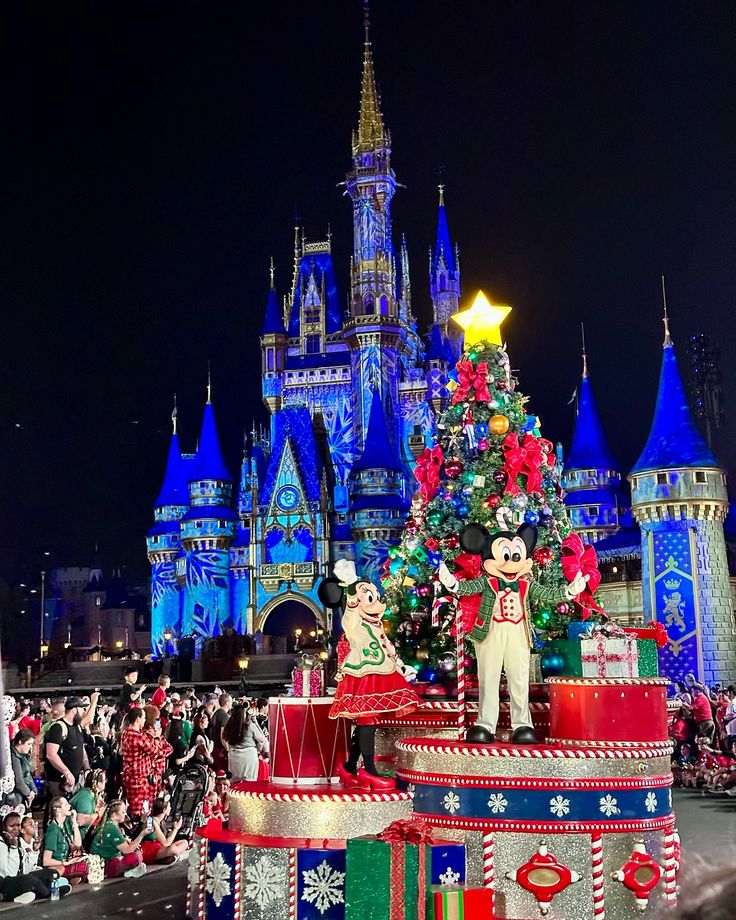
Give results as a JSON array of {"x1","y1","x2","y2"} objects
[
  {"x1": 345, "y1": 819, "x2": 465, "y2": 920},
  {"x1": 292, "y1": 653, "x2": 326, "y2": 698},
  {"x1": 431, "y1": 886, "x2": 493, "y2": 919},
  {"x1": 580, "y1": 623, "x2": 639, "y2": 678}
]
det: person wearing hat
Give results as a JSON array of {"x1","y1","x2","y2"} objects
[{"x1": 43, "y1": 697, "x2": 89, "y2": 798}]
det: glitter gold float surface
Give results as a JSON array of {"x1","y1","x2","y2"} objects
[{"x1": 228, "y1": 782, "x2": 413, "y2": 838}]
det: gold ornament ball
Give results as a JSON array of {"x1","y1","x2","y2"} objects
[
  {"x1": 415, "y1": 648, "x2": 429, "y2": 661},
  {"x1": 489, "y1": 414, "x2": 510, "y2": 435}
]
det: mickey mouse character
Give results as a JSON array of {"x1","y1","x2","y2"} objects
[
  {"x1": 439, "y1": 524, "x2": 588, "y2": 744},
  {"x1": 318, "y1": 559, "x2": 420, "y2": 791}
]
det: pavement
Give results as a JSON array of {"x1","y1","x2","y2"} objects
[{"x1": 1, "y1": 789, "x2": 734, "y2": 919}]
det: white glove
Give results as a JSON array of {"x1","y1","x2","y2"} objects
[
  {"x1": 565, "y1": 571, "x2": 590, "y2": 600},
  {"x1": 396, "y1": 659, "x2": 418, "y2": 682},
  {"x1": 438, "y1": 562, "x2": 459, "y2": 592}
]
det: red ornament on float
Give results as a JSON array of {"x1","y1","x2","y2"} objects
[
  {"x1": 506, "y1": 841, "x2": 580, "y2": 915},
  {"x1": 611, "y1": 842, "x2": 663, "y2": 912},
  {"x1": 483, "y1": 494, "x2": 502, "y2": 509},
  {"x1": 533, "y1": 546, "x2": 554, "y2": 567},
  {"x1": 445, "y1": 459, "x2": 463, "y2": 479},
  {"x1": 443, "y1": 533, "x2": 460, "y2": 550}
]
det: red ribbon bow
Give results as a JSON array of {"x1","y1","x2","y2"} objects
[
  {"x1": 647, "y1": 620, "x2": 669, "y2": 649},
  {"x1": 449, "y1": 553, "x2": 482, "y2": 635},
  {"x1": 378, "y1": 817, "x2": 435, "y2": 845},
  {"x1": 501, "y1": 432, "x2": 554, "y2": 495},
  {"x1": 451, "y1": 360, "x2": 491, "y2": 405},
  {"x1": 414, "y1": 446, "x2": 445, "y2": 501},
  {"x1": 560, "y1": 532, "x2": 603, "y2": 620}
]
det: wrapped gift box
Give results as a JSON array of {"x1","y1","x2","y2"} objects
[
  {"x1": 545, "y1": 640, "x2": 584, "y2": 677},
  {"x1": 580, "y1": 635, "x2": 639, "y2": 678},
  {"x1": 431, "y1": 886, "x2": 493, "y2": 919},
  {"x1": 567, "y1": 620, "x2": 594, "y2": 640},
  {"x1": 635, "y1": 638, "x2": 659, "y2": 677},
  {"x1": 345, "y1": 827, "x2": 465, "y2": 920},
  {"x1": 292, "y1": 666, "x2": 325, "y2": 697}
]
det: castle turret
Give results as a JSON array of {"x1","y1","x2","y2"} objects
[
  {"x1": 350, "y1": 389, "x2": 407, "y2": 583},
  {"x1": 629, "y1": 306, "x2": 735, "y2": 684},
  {"x1": 429, "y1": 185, "x2": 461, "y2": 359},
  {"x1": 426, "y1": 323, "x2": 450, "y2": 415},
  {"x1": 562, "y1": 344, "x2": 630, "y2": 543},
  {"x1": 343, "y1": 9, "x2": 402, "y2": 455},
  {"x1": 180, "y1": 385, "x2": 236, "y2": 640},
  {"x1": 261, "y1": 261, "x2": 287, "y2": 415},
  {"x1": 146, "y1": 409, "x2": 188, "y2": 656}
]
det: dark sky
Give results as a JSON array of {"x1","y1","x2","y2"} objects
[{"x1": 2, "y1": 1, "x2": 735, "y2": 583}]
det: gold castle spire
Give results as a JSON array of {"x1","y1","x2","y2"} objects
[{"x1": 356, "y1": 1, "x2": 388, "y2": 151}]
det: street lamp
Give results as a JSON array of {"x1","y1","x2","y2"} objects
[
  {"x1": 115, "y1": 640, "x2": 124, "y2": 649},
  {"x1": 238, "y1": 656, "x2": 250, "y2": 696},
  {"x1": 294, "y1": 628, "x2": 302, "y2": 650}
]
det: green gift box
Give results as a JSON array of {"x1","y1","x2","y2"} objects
[
  {"x1": 545, "y1": 639, "x2": 583, "y2": 677},
  {"x1": 346, "y1": 835, "x2": 421, "y2": 920},
  {"x1": 636, "y1": 639, "x2": 659, "y2": 677}
]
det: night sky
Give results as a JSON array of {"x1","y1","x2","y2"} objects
[{"x1": 2, "y1": 1, "x2": 735, "y2": 583}]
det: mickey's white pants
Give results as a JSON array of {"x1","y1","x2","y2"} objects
[{"x1": 473, "y1": 619, "x2": 531, "y2": 733}]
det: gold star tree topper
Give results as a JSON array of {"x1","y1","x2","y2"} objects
[{"x1": 452, "y1": 290, "x2": 512, "y2": 346}]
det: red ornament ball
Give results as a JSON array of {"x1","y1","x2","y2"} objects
[
  {"x1": 533, "y1": 546, "x2": 554, "y2": 567},
  {"x1": 405, "y1": 521, "x2": 418, "y2": 535},
  {"x1": 478, "y1": 438, "x2": 490, "y2": 451},
  {"x1": 497, "y1": 378, "x2": 508, "y2": 390},
  {"x1": 445, "y1": 459, "x2": 463, "y2": 479},
  {"x1": 416, "y1": 582, "x2": 432, "y2": 598},
  {"x1": 492, "y1": 469, "x2": 507, "y2": 484},
  {"x1": 443, "y1": 533, "x2": 460, "y2": 550},
  {"x1": 483, "y1": 493, "x2": 502, "y2": 509},
  {"x1": 556, "y1": 602, "x2": 570, "y2": 616}
]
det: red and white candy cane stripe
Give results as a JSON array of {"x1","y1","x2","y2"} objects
[
  {"x1": 663, "y1": 829, "x2": 677, "y2": 903},
  {"x1": 455, "y1": 604, "x2": 466, "y2": 740},
  {"x1": 591, "y1": 833, "x2": 605, "y2": 919},
  {"x1": 397, "y1": 738, "x2": 671, "y2": 759},
  {"x1": 288, "y1": 847, "x2": 297, "y2": 919},
  {"x1": 233, "y1": 846, "x2": 242, "y2": 912},
  {"x1": 483, "y1": 832, "x2": 495, "y2": 915},
  {"x1": 198, "y1": 835, "x2": 207, "y2": 920}
]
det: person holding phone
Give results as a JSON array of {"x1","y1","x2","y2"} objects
[
  {"x1": 120, "y1": 709, "x2": 171, "y2": 820},
  {"x1": 140, "y1": 799, "x2": 188, "y2": 865},
  {"x1": 89, "y1": 801, "x2": 146, "y2": 879}
]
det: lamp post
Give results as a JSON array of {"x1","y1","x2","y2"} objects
[
  {"x1": 238, "y1": 655, "x2": 250, "y2": 697},
  {"x1": 294, "y1": 628, "x2": 302, "y2": 650},
  {"x1": 39, "y1": 570, "x2": 46, "y2": 657}
]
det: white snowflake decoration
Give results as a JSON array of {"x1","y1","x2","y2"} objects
[
  {"x1": 599, "y1": 794, "x2": 620, "y2": 817},
  {"x1": 243, "y1": 855, "x2": 283, "y2": 909},
  {"x1": 206, "y1": 852, "x2": 232, "y2": 907},
  {"x1": 645, "y1": 792, "x2": 658, "y2": 813},
  {"x1": 443, "y1": 792, "x2": 461, "y2": 815},
  {"x1": 549, "y1": 795, "x2": 571, "y2": 817},
  {"x1": 439, "y1": 867, "x2": 461, "y2": 886},
  {"x1": 301, "y1": 859, "x2": 346, "y2": 915},
  {"x1": 487, "y1": 793, "x2": 508, "y2": 814}
]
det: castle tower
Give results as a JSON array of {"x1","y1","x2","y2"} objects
[
  {"x1": 562, "y1": 342, "x2": 630, "y2": 543},
  {"x1": 179, "y1": 385, "x2": 236, "y2": 641},
  {"x1": 146, "y1": 411, "x2": 188, "y2": 656},
  {"x1": 629, "y1": 308, "x2": 735, "y2": 684},
  {"x1": 343, "y1": 9, "x2": 402, "y2": 454},
  {"x1": 261, "y1": 260, "x2": 288, "y2": 416},
  {"x1": 350, "y1": 389, "x2": 407, "y2": 583},
  {"x1": 429, "y1": 185, "x2": 461, "y2": 359},
  {"x1": 425, "y1": 323, "x2": 450, "y2": 415}
]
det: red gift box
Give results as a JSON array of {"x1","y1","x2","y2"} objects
[
  {"x1": 292, "y1": 666, "x2": 325, "y2": 697},
  {"x1": 432, "y1": 886, "x2": 493, "y2": 919}
]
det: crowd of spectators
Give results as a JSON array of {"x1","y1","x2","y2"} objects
[
  {"x1": 0, "y1": 668, "x2": 270, "y2": 903},
  {"x1": 671, "y1": 673, "x2": 736, "y2": 793}
]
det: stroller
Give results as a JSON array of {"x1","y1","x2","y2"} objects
[{"x1": 169, "y1": 762, "x2": 209, "y2": 840}]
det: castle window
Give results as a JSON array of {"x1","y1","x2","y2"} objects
[
  {"x1": 364, "y1": 296, "x2": 374, "y2": 314},
  {"x1": 695, "y1": 471, "x2": 706, "y2": 483},
  {"x1": 588, "y1": 506, "x2": 599, "y2": 515},
  {"x1": 379, "y1": 295, "x2": 389, "y2": 315},
  {"x1": 95, "y1": 596, "x2": 101, "y2": 607},
  {"x1": 656, "y1": 473, "x2": 668, "y2": 485},
  {"x1": 267, "y1": 351, "x2": 274, "y2": 371},
  {"x1": 440, "y1": 275, "x2": 447, "y2": 292},
  {"x1": 304, "y1": 308, "x2": 320, "y2": 324},
  {"x1": 305, "y1": 335, "x2": 321, "y2": 354}
]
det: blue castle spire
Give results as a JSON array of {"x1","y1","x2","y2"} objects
[
  {"x1": 192, "y1": 397, "x2": 232, "y2": 483},
  {"x1": 261, "y1": 259, "x2": 286, "y2": 336},
  {"x1": 429, "y1": 185, "x2": 462, "y2": 359},
  {"x1": 566, "y1": 362, "x2": 618, "y2": 472},
  {"x1": 631, "y1": 320, "x2": 718, "y2": 474},
  {"x1": 432, "y1": 185, "x2": 456, "y2": 276},
  {"x1": 154, "y1": 429, "x2": 189, "y2": 507},
  {"x1": 427, "y1": 323, "x2": 447, "y2": 361},
  {"x1": 352, "y1": 389, "x2": 402, "y2": 473}
]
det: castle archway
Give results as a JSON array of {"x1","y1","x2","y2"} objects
[{"x1": 256, "y1": 591, "x2": 326, "y2": 636}]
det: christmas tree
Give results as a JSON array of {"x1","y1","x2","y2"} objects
[{"x1": 383, "y1": 292, "x2": 601, "y2": 688}]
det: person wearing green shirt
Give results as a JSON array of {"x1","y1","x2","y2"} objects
[
  {"x1": 69, "y1": 769, "x2": 106, "y2": 830},
  {"x1": 89, "y1": 801, "x2": 146, "y2": 879},
  {"x1": 41, "y1": 797, "x2": 88, "y2": 881}
]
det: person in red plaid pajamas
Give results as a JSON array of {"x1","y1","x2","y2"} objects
[{"x1": 120, "y1": 709, "x2": 171, "y2": 818}]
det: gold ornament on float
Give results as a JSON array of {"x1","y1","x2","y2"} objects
[{"x1": 489, "y1": 414, "x2": 510, "y2": 435}]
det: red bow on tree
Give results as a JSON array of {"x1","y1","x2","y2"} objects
[
  {"x1": 501, "y1": 432, "x2": 554, "y2": 495},
  {"x1": 378, "y1": 817, "x2": 435, "y2": 845},
  {"x1": 414, "y1": 446, "x2": 444, "y2": 501},
  {"x1": 560, "y1": 532, "x2": 604, "y2": 620},
  {"x1": 451, "y1": 360, "x2": 491, "y2": 405},
  {"x1": 451, "y1": 552, "x2": 482, "y2": 634}
]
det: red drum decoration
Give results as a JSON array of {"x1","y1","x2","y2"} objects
[{"x1": 269, "y1": 697, "x2": 350, "y2": 784}]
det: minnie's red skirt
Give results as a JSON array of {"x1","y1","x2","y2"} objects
[{"x1": 330, "y1": 670, "x2": 419, "y2": 723}]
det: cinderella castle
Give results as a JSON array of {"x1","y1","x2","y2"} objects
[
  {"x1": 145, "y1": 10, "x2": 736, "y2": 686},
  {"x1": 146, "y1": 14, "x2": 463, "y2": 655}
]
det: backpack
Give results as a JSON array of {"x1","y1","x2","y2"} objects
[{"x1": 40, "y1": 719, "x2": 68, "y2": 765}]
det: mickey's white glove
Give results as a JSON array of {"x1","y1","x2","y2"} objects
[
  {"x1": 438, "y1": 562, "x2": 459, "y2": 593},
  {"x1": 565, "y1": 571, "x2": 590, "y2": 600},
  {"x1": 396, "y1": 659, "x2": 418, "y2": 682}
]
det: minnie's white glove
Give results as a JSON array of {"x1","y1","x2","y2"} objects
[
  {"x1": 396, "y1": 659, "x2": 418, "y2": 682},
  {"x1": 565, "y1": 571, "x2": 590, "y2": 600},
  {"x1": 438, "y1": 562, "x2": 459, "y2": 593}
]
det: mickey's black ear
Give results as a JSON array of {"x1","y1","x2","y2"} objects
[
  {"x1": 460, "y1": 524, "x2": 492, "y2": 556},
  {"x1": 517, "y1": 524, "x2": 538, "y2": 555},
  {"x1": 318, "y1": 577, "x2": 344, "y2": 608}
]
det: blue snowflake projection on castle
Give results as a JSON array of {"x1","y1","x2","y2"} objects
[{"x1": 146, "y1": 17, "x2": 462, "y2": 654}]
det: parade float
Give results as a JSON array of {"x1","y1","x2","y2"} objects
[{"x1": 188, "y1": 294, "x2": 677, "y2": 920}]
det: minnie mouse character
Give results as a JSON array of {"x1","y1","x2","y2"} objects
[
  {"x1": 318, "y1": 559, "x2": 420, "y2": 791},
  {"x1": 439, "y1": 523, "x2": 588, "y2": 745}
]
